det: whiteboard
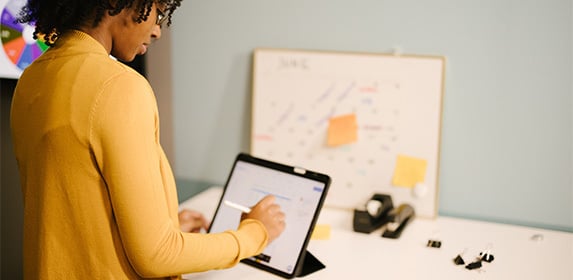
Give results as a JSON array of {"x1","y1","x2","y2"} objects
[{"x1": 250, "y1": 48, "x2": 445, "y2": 218}]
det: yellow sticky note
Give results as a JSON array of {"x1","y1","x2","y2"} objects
[
  {"x1": 327, "y1": 114, "x2": 358, "y2": 147},
  {"x1": 311, "y1": 224, "x2": 331, "y2": 240},
  {"x1": 392, "y1": 155, "x2": 428, "y2": 188}
]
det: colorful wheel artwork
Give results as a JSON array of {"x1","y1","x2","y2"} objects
[{"x1": 1, "y1": 0, "x2": 47, "y2": 72}]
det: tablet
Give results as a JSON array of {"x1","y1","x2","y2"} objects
[{"x1": 208, "y1": 153, "x2": 331, "y2": 279}]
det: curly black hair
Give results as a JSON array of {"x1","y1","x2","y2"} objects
[{"x1": 17, "y1": 0, "x2": 182, "y2": 46}]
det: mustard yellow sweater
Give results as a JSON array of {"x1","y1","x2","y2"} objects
[{"x1": 10, "y1": 30, "x2": 267, "y2": 279}]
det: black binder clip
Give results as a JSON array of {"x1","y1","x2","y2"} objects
[
  {"x1": 453, "y1": 249, "x2": 467, "y2": 265},
  {"x1": 453, "y1": 255, "x2": 465, "y2": 265},
  {"x1": 465, "y1": 260, "x2": 482, "y2": 270},
  {"x1": 480, "y1": 250, "x2": 495, "y2": 263},
  {"x1": 426, "y1": 239, "x2": 442, "y2": 248}
]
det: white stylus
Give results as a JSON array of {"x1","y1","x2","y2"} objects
[{"x1": 224, "y1": 200, "x2": 251, "y2": 214}]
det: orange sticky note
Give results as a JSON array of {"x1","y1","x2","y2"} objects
[
  {"x1": 327, "y1": 114, "x2": 358, "y2": 147},
  {"x1": 311, "y1": 224, "x2": 331, "y2": 240},
  {"x1": 392, "y1": 155, "x2": 428, "y2": 188}
]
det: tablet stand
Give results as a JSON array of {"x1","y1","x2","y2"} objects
[{"x1": 297, "y1": 250, "x2": 325, "y2": 277}]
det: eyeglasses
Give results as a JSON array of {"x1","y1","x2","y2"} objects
[{"x1": 156, "y1": 8, "x2": 167, "y2": 27}]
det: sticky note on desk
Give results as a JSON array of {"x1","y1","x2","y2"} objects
[
  {"x1": 327, "y1": 114, "x2": 358, "y2": 147},
  {"x1": 392, "y1": 155, "x2": 427, "y2": 188},
  {"x1": 311, "y1": 224, "x2": 331, "y2": 240}
]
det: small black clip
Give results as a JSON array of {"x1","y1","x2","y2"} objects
[
  {"x1": 480, "y1": 251, "x2": 495, "y2": 263},
  {"x1": 426, "y1": 239, "x2": 441, "y2": 248},
  {"x1": 453, "y1": 254, "x2": 465, "y2": 265},
  {"x1": 465, "y1": 260, "x2": 482, "y2": 270}
]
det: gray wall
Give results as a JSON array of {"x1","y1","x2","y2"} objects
[
  {"x1": 1, "y1": 79, "x2": 23, "y2": 279},
  {"x1": 164, "y1": 0, "x2": 572, "y2": 231}
]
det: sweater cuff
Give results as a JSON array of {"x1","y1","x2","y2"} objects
[{"x1": 225, "y1": 219, "x2": 269, "y2": 265}]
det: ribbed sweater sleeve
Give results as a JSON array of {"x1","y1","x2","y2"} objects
[{"x1": 89, "y1": 67, "x2": 268, "y2": 277}]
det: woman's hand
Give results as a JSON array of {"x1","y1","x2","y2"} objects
[
  {"x1": 243, "y1": 195, "x2": 286, "y2": 243},
  {"x1": 178, "y1": 209, "x2": 209, "y2": 233}
]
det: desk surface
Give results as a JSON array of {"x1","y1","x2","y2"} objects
[{"x1": 179, "y1": 187, "x2": 573, "y2": 280}]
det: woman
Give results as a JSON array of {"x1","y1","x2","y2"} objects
[{"x1": 10, "y1": 0, "x2": 285, "y2": 279}]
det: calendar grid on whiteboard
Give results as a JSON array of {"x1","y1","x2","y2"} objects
[{"x1": 250, "y1": 48, "x2": 445, "y2": 218}]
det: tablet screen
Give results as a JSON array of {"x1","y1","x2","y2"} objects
[{"x1": 208, "y1": 153, "x2": 330, "y2": 278}]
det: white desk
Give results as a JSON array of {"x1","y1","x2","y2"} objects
[{"x1": 179, "y1": 187, "x2": 573, "y2": 280}]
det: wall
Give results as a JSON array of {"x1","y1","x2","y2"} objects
[
  {"x1": 163, "y1": 0, "x2": 572, "y2": 231},
  {"x1": 147, "y1": 28, "x2": 175, "y2": 161},
  {"x1": 1, "y1": 78, "x2": 23, "y2": 279}
]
